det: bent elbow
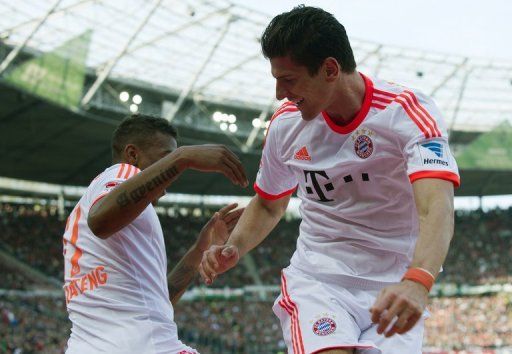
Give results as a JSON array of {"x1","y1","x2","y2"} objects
[{"x1": 87, "y1": 214, "x2": 112, "y2": 240}]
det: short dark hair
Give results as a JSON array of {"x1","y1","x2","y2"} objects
[
  {"x1": 111, "y1": 114, "x2": 178, "y2": 161},
  {"x1": 261, "y1": 5, "x2": 357, "y2": 75}
]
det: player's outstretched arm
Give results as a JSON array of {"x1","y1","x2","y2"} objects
[
  {"x1": 88, "y1": 145, "x2": 248, "y2": 239},
  {"x1": 199, "y1": 193, "x2": 290, "y2": 285},
  {"x1": 168, "y1": 203, "x2": 244, "y2": 305},
  {"x1": 370, "y1": 178, "x2": 454, "y2": 337}
]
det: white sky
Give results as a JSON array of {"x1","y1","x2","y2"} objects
[{"x1": 235, "y1": 0, "x2": 512, "y2": 60}]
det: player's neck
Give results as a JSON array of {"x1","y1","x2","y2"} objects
[{"x1": 323, "y1": 71, "x2": 365, "y2": 126}]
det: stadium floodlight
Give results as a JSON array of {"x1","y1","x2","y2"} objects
[
  {"x1": 119, "y1": 91, "x2": 130, "y2": 102},
  {"x1": 129, "y1": 104, "x2": 138, "y2": 113},
  {"x1": 132, "y1": 94, "x2": 142, "y2": 104},
  {"x1": 252, "y1": 118, "x2": 262, "y2": 128},
  {"x1": 220, "y1": 122, "x2": 228, "y2": 131},
  {"x1": 228, "y1": 114, "x2": 237, "y2": 123},
  {"x1": 229, "y1": 123, "x2": 238, "y2": 133},
  {"x1": 213, "y1": 111, "x2": 222, "y2": 122}
]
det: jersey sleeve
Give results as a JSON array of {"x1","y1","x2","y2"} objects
[
  {"x1": 399, "y1": 91, "x2": 460, "y2": 187},
  {"x1": 254, "y1": 114, "x2": 298, "y2": 200},
  {"x1": 85, "y1": 163, "x2": 141, "y2": 210}
]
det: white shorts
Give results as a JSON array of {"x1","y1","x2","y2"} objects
[{"x1": 272, "y1": 266, "x2": 426, "y2": 354}]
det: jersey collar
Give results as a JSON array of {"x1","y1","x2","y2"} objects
[{"x1": 321, "y1": 73, "x2": 374, "y2": 135}]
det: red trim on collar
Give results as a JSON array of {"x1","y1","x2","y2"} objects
[{"x1": 321, "y1": 73, "x2": 374, "y2": 135}]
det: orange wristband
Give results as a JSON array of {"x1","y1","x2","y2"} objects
[{"x1": 402, "y1": 267, "x2": 435, "y2": 292}]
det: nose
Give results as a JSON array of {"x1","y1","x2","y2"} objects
[{"x1": 276, "y1": 81, "x2": 287, "y2": 101}]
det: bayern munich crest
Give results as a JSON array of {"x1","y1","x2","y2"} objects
[
  {"x1": 354, "y1": 134, "x2": 373, "y2": 159},
  {"x1": 312, "y1": 317, "x2": 337, "y2": 336}
]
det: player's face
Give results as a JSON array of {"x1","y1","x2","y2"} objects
[
  {"x1": 271, "y1": 56, "x2": 334, "y2": 121},
  {"x1": 136, "y1": 132, "x2": 177, "y2": 170}
]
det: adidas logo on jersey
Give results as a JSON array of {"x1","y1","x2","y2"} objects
[{"x1": 294, "y1": 146, "x2": 311, "y2": 161}]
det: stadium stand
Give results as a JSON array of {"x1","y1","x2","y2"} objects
[{"x1": 1, "y1": 201, "x2": 512, "y2": 352}]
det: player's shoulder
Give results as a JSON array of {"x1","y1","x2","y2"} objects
[
  {"x1": 371, "y1": 77, "x2": 443, "y2": 139},
  {"x1": 271, "y1": 101, "x2": 302, "y2": 122},
  {"x1": 267, "y1": 101, "x2": 302, "y2": 134},
  {"x1": 371, "y1": 77, "x2": 433, "y2": 106},
  {"x1": 89, "y1": 163, "x2": 137, "y2": 188}
]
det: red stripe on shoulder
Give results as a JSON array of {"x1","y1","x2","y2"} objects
[
  {"x1": 373, "y1": 88, "x2": 398, "y2": 98},
  {"x1": 262, "y1": 104, "x2": 299, "y2": 147},
  {"x1": 405, "y1": 90, "x2": 442, "y2": 137},
  {"x1": 116, "y1": 164, "x2": 126, "y2": 178},
  {"x1": 271, "y1": 102, "x2": 299, "y2": 121},
  {"x1": 371, "y1": 88, "x2": 397, "y2": 110}
]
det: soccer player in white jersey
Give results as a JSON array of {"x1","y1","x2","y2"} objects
[
  {"x1": 200, "y1": 6, "x2": 459, "y2": 354},
  {"x1": 62, "y1": 114, "x2": 248, "y2": 354}
]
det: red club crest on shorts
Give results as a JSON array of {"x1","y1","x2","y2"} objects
[
  {"x1": 354, "y1": 135, "x2": 373, "y2": 159},
  {"x1": 312, "y1": 317, "x2": 337, "y2": 336}
]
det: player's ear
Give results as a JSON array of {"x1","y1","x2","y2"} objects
[
  {"x1": 124, "y1": 144, "x2": 139, "y2": 166},
  {"x1": 323, "y1": 57, "x2": 339, "y2": 82}
]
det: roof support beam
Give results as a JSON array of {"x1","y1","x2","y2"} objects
[
  {"x1": 244, "y1": 97, "x2": 276, "y2": 151},
  {"x1": 357, "y1": 44, "x2": 382, "y2": 66},
  {"x1": 430, "y1": 57, "x2": 468, "y2": 98},
  {"x1": 165, "y1": 15, "x2": 234, "y2": 122},
  {"x1": 194, "y1": 53, "x2": 259, "y2": 92},
  {"x1": 80, "y1": 0, "x2": 164, "y2": 107},
  {"x1": 0, "y1": 0, "x2": 63, "y2": 76},
  {"x1": 449, "y1": 67, "x2": 473, "y2": 133},
  {"x1": 0, "y1": 0, "x2": 93, "y2": 38},
  {"x1": 93, "y1": 7, "x2": 231, "y2": 68}
]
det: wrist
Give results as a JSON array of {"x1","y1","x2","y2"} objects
[
  {"x1": 402, "y1": 267, "x2": 435, "y2": 292},
  {"x1": 171, "y1": 146, "x2": 190, "y2": 171},
  {"x1": 190, "y1": 241, "x2": 208, "y2": 254}
]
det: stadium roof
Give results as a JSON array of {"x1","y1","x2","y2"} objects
[
  {"x1": 1, "y1": 0, "x2": 511, "y2": 132},
  {"x1": 1, "y1": 0, "x2": 512, "y2": 197}
]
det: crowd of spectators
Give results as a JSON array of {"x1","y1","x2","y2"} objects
[
  {"x1": 175, "y1": 299, "x2": 285, "y2": 354},
  {"x1": 424, "y1": 293, "x2": 512, "y2": 351},
  {"x1": 0, "y1": 295, "x2": 68, "y2": 353},
  {"x1": 1, "y1": 202, "x2": 512, "y2": 352},
  {"x1": 1, "y1": 293, "x2": 510, "y2": 353},
  {"x1": 0, "y1": 203, "x2": 253, "y2": 289},
  {"x1": 2, "y1": 203, "x2": 511, "y2": 287},
  {"x1": 441, "y1": 208, "x2": 512, "y2": 285}
]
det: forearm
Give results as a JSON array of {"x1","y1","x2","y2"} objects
[
  {"x1": 89, "y1": 149, "x2": 188, "y2": 238},
  {"x1": 226, "y1": 195, "x2": 287, "y2": 257},
  {"x1": 410, "y1": 192, "x2": 454, "y2": 278},
  {"x1": 167, "y1": 245, "x2": 202, "y2": 305}
]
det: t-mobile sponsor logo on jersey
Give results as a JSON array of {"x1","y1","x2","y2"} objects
[
  {"x1": 419, "y1": 142, "x2": 449, "y2": 166},
  {"x1": 304, "y1": 170, "x2": 371, "y2": 202},
  {"x1": 304, "y1": 170, "x2": 334, "y2": 202}
]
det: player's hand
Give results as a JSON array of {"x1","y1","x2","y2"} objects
[
  {"x1": 198, "y1": 244, "x2": 240, "y2": 285},
  {"x1": 370, "y1": 280, "x2": 428, "y2": 337},
  {"x1": 194, "y1": 203, "x2": 244, "y2": 253},
  {"x1": 179, "y1": 145, "x2": 248, "y2": 187}
]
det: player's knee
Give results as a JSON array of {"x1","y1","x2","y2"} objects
[{"x1": 316, "y1": 349, "x2": 355, "y2": 354}]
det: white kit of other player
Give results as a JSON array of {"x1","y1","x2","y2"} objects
[
  {"x1": 63, "y1": 163, "x2": 196, "y2": 354},
  {"x1": 255, "y1": 74, "x2": 460, "y2": 353}
]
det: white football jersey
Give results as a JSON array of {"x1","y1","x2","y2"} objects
[
  {"x1": 255, "y1": 74, "x2": 460, "y2": 288},
  {"x1": 63, "y1": 164, "x2": 195, "y2": 354}
]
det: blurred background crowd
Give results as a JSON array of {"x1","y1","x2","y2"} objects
[{"x1": 1, "y1": 203, "x2": 511, "y2": 353}]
